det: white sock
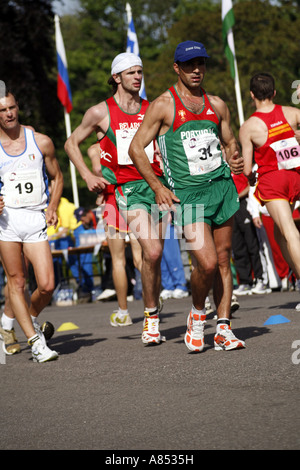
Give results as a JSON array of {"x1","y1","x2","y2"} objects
[
  {"x1": 118, "y1": 309, "x2": 128, "y2": 319},
  {"x1": 145, "y1": 307, "x2": 158, "y2": 316},
  {"x1": 31, "y1": 315, "x2": 39, "y2": 326},
  {"x1": 1, "y1": 313, "x2": 15, "y2": 330},
  {"x1": 192, "y1": 305, "x2": 206, "y2": 316}
]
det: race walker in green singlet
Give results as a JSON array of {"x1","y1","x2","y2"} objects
[{"x1": 158, "y1": 85, "x2": 239, "y2": 226}]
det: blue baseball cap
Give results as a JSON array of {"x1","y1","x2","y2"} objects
[{"x1": 174, "y1": 41, "x2": 209, "y2": 62}]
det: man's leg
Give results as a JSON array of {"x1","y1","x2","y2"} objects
[
  {"x1": 212, "y1": 218, "x2": 245, "y2": 351},
  {"x1": 183, "y1": 222, "x2": 217, "y2": 352},
  {"x1": 107, "y1": 232, "x2": 127, "y2": 310},
  {"x1": 126, "y1": 208, "x2": 166, "y2": 344},
  {"x1": 185, "y1": 222, "x2": 217, "y2": 310},
  {"x1": 0, "y1": 241, "x2": 36, "y2": 339},
  {"x1": 126, "y1": 208, "x2": 165, "y2": 308},
  {"x1": 23, "y1": 241, "x2": 55, "y2": 319},
  {"x1": 266, "y1": 200, "x2": 300, "y2": 278},
  {"x1": 212, "y1": 218, "x2": 234, "y2": 319}
]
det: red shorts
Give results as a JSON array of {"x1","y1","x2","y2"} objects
[
  {"x1": 254, "y1": 168, "x2": 300, "y2": 206},
  {"x1": 103, "y1": 191, "x2": 129, "y2": 233}
]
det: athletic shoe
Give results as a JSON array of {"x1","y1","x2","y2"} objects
[
  {"x1": 142, "y1": 312, "x2": 165, "y2": 345},
  {"x1": 0, "y1": 327, "x2": 21, "y2": 355},
  {"x1": 96, "y1": 289, "x2": 116, "y2": 301},
  {"x1": 28, "y1": 334, "x2": 58, "y2": 363},
  {"x1": 110, "y1": 311, "x2": 133, "y2": 327},
  {"x1": 205, "y1": 296, "x2": 214, "y2": 315},
  {"x1": 233, "y1": 284, "x2": 253, "y2": 296},
  {"x1": 214, "y1": 323, "x2": 245, "y2": 351},
  {"x1": 230, "y1": 294, "x2": 240, "y2": 314},
  {"x1": 160, "y1": 289, "x2": 173, "y2": 300},
  {"x1": 251, "y1": 279, "x2": 272, "y2": 295},
  {"x1": 184, "y1": 311, "x2": 206, "y2": 352},
  {"x1": 295, "y1": 303, "x2": 300, "y2": 311},
  {"x1": 41, "y1": 321, "x2": 55, "y2": 341},
  {"x1": 172, "y1": 288, "x2": 189, "y2": 299},
  {"x1": 33, "y1": 320, "x2": 55, "y2": 343}
]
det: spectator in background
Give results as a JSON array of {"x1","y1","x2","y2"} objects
[
  {"x1": 68, "y1": 207, "x2": 97, "y2": 302},
  {"x1": 160, "y1": 215, "x2": 189, "y2": 300},
  {"x1": 231, "y1": 172, "x2": 271, "y2": 295}
]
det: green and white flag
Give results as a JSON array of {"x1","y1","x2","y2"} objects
[
  {"x1": 221, "y1": 0, "x2": 244, "y2": 125},
  {"x1": 222, "y1": 0, "x2": 236, "y2": 79}
]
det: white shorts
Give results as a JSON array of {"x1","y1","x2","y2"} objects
[{"x1": 0, "y1": 207, "x2": 48, "y2": 243}]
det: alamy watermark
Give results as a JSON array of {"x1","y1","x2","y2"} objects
[
  {"x1": 291, "y1": 80, "x2": 300, "y2": 105},
  {"x1": 98, "y1": 203, "x2": 205, "y2": 251},
  {"x1": 291, "y1": 340, "x2": 300, "y2": 364}
]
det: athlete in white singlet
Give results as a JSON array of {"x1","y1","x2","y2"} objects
[{"x1": 0, "y1": 89, "x2": 63, "y2": 362}]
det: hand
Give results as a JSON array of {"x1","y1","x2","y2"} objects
[
  {"x1": 252, "y1": 216, "x2": 262, "y2": 229},
  {"x1": 228, "y1": 150, "x2": 244, "y2": 175},
  {"x1": 46, "y1": 208, "x2": 58, "y2": 227},
  {"x1": 85, "y1": 172, "x2": 110, "y2": 193},
  {"x1": 96, "y1": 192, "x2": 105, "y2": 206},
  {"x1": 155, "y1": 185, "x2": 180, "y2": 212},
  {"x1": 247, "y1": 172, "x2": 257, "y2": 186}
]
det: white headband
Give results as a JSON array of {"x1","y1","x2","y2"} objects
[{"x1": 111, "y1": 52, "x2": 143, "y2": 75}]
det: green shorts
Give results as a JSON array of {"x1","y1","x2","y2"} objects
[
  {"x1": 115, "y1": 177, "x2": 167, "y2": 222},
  {"x1": 172, "y1": 172, "x2": 240, "y2": 227}
]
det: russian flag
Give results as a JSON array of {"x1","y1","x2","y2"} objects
[{"x1": 54, "y1": 15, "x2": 73, "y2": 113}]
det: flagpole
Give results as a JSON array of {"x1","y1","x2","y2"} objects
[
  {"x1": 228, "y1": 29, "x2": 244, "y2": 125},
  {"x1": 54, "y1": 14, "x2": 79, "y2": 207},
  {"x1": 64, "y1": 109, "x2": 79, "y2": 207}
]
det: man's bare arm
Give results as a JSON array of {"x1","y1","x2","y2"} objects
[
  {"x1": 239, "y1": 121, "x2": 256, "y2": 185},
  {"x1": 37, "y1": 133, "x2": 64, "y2": 226},
  {"x1": 64, "y1": 103, "x2": 110, "y2": 192},
  {"x1": 129, "y1": 97, "x2": 180, "y2": 208},
  {"x1": 213, "y1": 96, "x2": 244, "y2": 174}
]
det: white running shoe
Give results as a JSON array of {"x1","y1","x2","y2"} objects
[
  {"x1": 110, "y1": 312, "x2": 133, "y2": 327},
  {"x1": 184, "y1": 311, "x2": 206, "y2": 352},
  {"x1": 96, "y1": 289, "x2": 116, "y2": 301},
  {"x1": 233, "y1": 284, "x2": 253, "y2": 296},
  {"x1": 142, "y1": 312, "x2": 165, "y2": 344},
  {"x1": 295, "y1": 303, "x2": 300, "y2": 311},
  {"x1": 160, "y1": 289, "x2": 173, "y2": 300},
  {"x1": 214, "y1": 323, "x2": 245, "y2": 351},
  {"x1": 28, "y1": 334, "x2": 58, "y2": 363},
  {"x1": 172, "y1": 288, "x2": 189, "y2": 299},
  {"x1": 251, "y1": 279, "x2": 272, "y2": 295}
]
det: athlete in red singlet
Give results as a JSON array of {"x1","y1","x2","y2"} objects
[
  {"x1": 65, "y1": 52, "x2": 167, "y2": 344},
  {"x1": 240, "y1": 72, "x2": 300, "y2": 309}
]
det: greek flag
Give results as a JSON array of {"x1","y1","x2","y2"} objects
[{"x1": 126, "y1": 3, "x2": 147, "y2": 99}]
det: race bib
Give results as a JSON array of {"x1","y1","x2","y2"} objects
[
  {"x1": 270, "y1": 137, "x2": 300, "y2": 170},
  {"x1": 3, "y1": 169, "x2": 43, "y2": 207},
  {"x1": 181, "y1": 131, "x2": 222, "y2": 175},
  {"x1": 116, "y1": 128, "x2": 154, "y2": 165}
]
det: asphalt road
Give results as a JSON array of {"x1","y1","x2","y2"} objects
[{"x1": 1, "y1": 289, "x2": 300, "y2": 454}]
